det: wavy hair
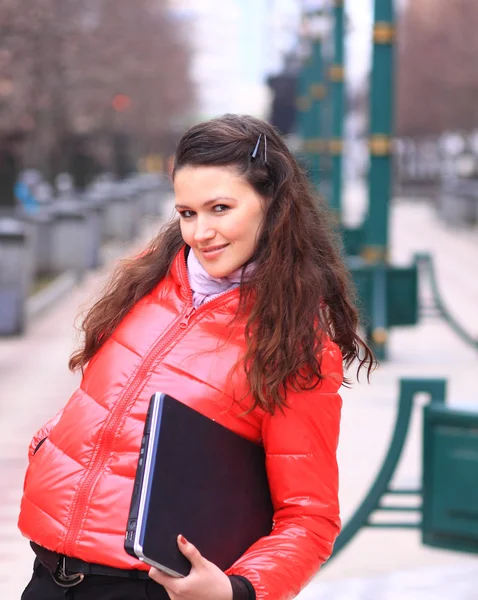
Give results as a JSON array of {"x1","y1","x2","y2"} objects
[{"x1": 70, "y1": 114, "x2": 375, "y2": 413}]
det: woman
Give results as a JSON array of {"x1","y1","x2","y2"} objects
[{"x1": 19, "y1": 114, "x2": 374, "y2": 600}]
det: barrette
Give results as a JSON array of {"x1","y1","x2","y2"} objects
[{"x1": 251, "y1": 134, "x2": 267, "y2": 162}]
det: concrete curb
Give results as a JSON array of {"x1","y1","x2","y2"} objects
[{"x1": 26, "y1": 270, "x2": 78, "y2": 320}]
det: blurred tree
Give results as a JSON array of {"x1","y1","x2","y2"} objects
[
  {"x1": 0, "y1": 130, "x2": 25, "y2": 208},
  {"x1": 396, "y1": 0, "x2": 478, "y2": 137},
  {"x1": 0, "y1": 0, "x2": 195, "y2": 181}
]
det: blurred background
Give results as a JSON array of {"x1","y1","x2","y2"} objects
[{"x1": 1, "y1": 0, "x2": 477, "y2": 598}]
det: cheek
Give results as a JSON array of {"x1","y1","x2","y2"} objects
[
  {"x1": 179, "y1": 220, "x2": 192, "y2": 243},
  {"x1": 243, "y1": 213, "x2": 264, "y2": 244},
  {"x1": 226, "y1": 211, "x2": 264, "y2": 243}
]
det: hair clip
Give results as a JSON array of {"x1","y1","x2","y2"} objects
[
  {"x1": 251, "y1": 133, "x2": 267, "y2": 162},
  {"x1": 252, "y1": 134, "x2": 262, "y2": 159}
]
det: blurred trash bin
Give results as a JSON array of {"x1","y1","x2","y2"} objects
[
  {"x1": 14, "y1": 208, "x2": 43, "y2": 282},
  {"x1": 438, "y1": 177, "x2": 478, "y2": 226},
  {"x1": 29, "y1": 210, "x2": 55, "y2": 276},
  {"x1": 139, "y1": 174, "x2": 165, "y2": 217},
  {"x1": 48, "y1": 199, "x2": 95, "y2": 277},
  {"x1": 55, "y1": 172, "x2": 75, "y2": 197},
  {"x1": 140, "y1": 172, "x2": 171, "y2": 215},
  {"x1": 82, "y1": 192, "x2": 106, "y2": 269},
  {"x1": 15, "y1": 186, "x2": 56, "y2": 277},
  {"x1": 104, "y1": 184, "x2": 141, "y2": 242},
  {"x1": 0, "y1": 217, "x2": 31, "y2": 335},
  {"x1": 87, "y1": 187, "x2": 114, "y2": 243}
]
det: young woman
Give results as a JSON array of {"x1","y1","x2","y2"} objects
[{"x1": 19, "y1": 114, "x2": 373, "y2": 600}]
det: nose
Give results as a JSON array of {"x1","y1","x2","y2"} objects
[{"x1": 193, "y1": 216, "x2": 215, "y2": 243}]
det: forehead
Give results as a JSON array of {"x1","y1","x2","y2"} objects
[{"x1": 174, "y1": 165, "x2": 249, "y2": 198}]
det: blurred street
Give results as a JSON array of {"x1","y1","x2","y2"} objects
[
  {"x1": 1, "y1": 188, "x2": 477, "y2": 599},
  {"x1": 1, "y1": 0, "x2": 478, "y2": 598}
]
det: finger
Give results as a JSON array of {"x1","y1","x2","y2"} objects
[
  {"x1": 177, "y1": 534, "x2": 203, "y2": 568},
  {"x1": 148, "y1": 566, "x2": 181, "y2": 591}
]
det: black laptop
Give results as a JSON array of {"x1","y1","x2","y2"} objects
[{"x1": 124, "y1": 392, "x2": 273, "y2": 577}]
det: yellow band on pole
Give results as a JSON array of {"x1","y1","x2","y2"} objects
[
  {"x1": 297, "y1": 97, "x2": 311, "y2": 112},
  {"x1": 308, "y1": 138, "x2": 327, "y2": 153},
  {"x1": 372, "y1": 327, "x2": 388, "y2": 345},
  {"x1": 373, "y1": 23, "x2": 395, "y2": 44},
  {"x1": 361, "y1": 246, "x2": 388, "y2": 263},
  {"x1": 309, "y1": 84, "x2": 326, "y2": 100},
  {"x1": 328, "y1": 65, "x2": 344, "y2": 82},
  {"x1": 329, "y1": 138, "x2": 343, "y2": 155},
  {"x1": 369, "y1": 135, "x2": 393, "y2": 156}
]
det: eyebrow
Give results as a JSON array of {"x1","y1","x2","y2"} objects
[{"x1": 175, "y1": 196, "x2": 236, "y2": 209}]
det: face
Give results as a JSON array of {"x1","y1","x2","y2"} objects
[{"x1": 174, "y1": 165, "x2": 266, "y2": 278}]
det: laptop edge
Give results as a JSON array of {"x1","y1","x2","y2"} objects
[{"x1": 133, "y1": 392, "x2": 185, "y2": 578}]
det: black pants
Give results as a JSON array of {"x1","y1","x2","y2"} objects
[{"x1": 21, "y1": 561, "x2": 170, "y2": 600}]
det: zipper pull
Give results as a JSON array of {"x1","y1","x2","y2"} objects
[{"x1": 179, "y1": 306, "x2": 196, "y2": 328}]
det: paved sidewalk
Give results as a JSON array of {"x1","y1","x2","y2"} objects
[
  {"x1": 298, "y1": 561, "x2": 478, "y2": 600},
  {"x1": 1, "y1": 188, "x2": 478, "y2": 599}
]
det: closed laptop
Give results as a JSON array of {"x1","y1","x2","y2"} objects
[{"x1": 124, "y1": 392, "x2": 273, "y2": 577}]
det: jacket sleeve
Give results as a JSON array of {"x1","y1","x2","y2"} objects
[
  {"x1": 28, "y1": 409, "x2": 64, "y2": 462},
  {"x1": 226, "y1": 345, "x2": 343, "y2": 600}
]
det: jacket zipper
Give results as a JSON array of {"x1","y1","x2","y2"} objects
[
  {"x1": 64, "y1": 304, "x2": 197, "y2": 555},
  {"x1": 203, "y1": 288, "x2": 236, "y2": 305},
  {"x1": 64, "y1": 257, "x2": 239, "y2": 555}
]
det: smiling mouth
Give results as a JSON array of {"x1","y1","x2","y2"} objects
[{"x1": 200, "y1": 244, "x2": 229, "y2": 254}]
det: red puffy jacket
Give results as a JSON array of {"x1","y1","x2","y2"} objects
[{"x1": 19, "y1": 247, "x2": 343, "y2": 600}]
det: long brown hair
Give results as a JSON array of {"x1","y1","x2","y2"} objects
[{"x1": 70, "y1": 114, "x2": 375, "y2": 413}]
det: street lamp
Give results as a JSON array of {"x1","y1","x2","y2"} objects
[{"x1": 112, "y1": 94, "x2": 132, "y2": 113}]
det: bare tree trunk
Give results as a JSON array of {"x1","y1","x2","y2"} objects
[{"x1": 396, "y1": 0, "x2": 478, "y2": 137}]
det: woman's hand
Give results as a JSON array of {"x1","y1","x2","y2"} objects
[{"x1": 149, "y1": 535, "x2": 233, "y2": 600}]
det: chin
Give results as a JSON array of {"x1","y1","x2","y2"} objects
[
  {"x1": 201, "y1": 261, "x2": 239, "y2": 279},
  {"x1": 204, "y1": 266, "x2": 233, "y2": 278}
]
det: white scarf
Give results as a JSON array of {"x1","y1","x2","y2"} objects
[{"x1": 187, "y1": 249, "x2": 252, "y2": 307}]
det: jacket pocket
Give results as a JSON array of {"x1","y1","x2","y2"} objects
[{"x1": 33, "y1": 437, "x2": 47, "y2": 456}]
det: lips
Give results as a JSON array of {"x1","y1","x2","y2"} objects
[{"x1": 200, "y1": 244, "x2": 229, "y2": 254}]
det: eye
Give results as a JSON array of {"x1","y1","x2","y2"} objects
[
  {"x1": 213, "y1": 204, "x2": 230, "y2": 213},
  {"x1": 178, "y1": 209, "x2": 195, "y2": 219}
]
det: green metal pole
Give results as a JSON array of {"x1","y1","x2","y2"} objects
[
  {"x1": 363, "y1": 0, "x2": 396, "y2": 263},
  {"x1": 308, "y1": 35, "x2": 326, "y2": 189},
  {"x1": 321, "y1": 9, "x2": 334, "y2": 205},
  {"x1": 329, "y1": 0, "x2": 345, "y2": 217},
  {"x1": 296, "y1": 53, "x2": 313, "y2": 171}
]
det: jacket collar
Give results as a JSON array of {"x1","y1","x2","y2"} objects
[
  {"x1": 170, "y1": 245, "x2": 190, "y2": 300},
  {"x1": 170, "y1": 245, "x2": 242, "y2": 309}
]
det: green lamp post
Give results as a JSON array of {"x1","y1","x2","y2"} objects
[
  {"x1": 308, "y1": 34, "x2": 326, "y2": 189},
  {"x1": 296, "y1": 48, "x2": 313, "y2": 172},
  {"x1": 329, "y1": 0, "x2": 345, "y2": 217},
  {"x1": 296, "y1": 5, "x2": 329, "y2": 190},
  {"x1": 363, "y1": 0, "x2": 396, "y2": 263}
]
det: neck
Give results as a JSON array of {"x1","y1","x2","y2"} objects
[{"x1": 186, "y1": 250, "x2": 250, "y2": 307}]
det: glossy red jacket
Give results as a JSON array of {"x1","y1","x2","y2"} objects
[{"x1": 19, "y1": 247, "x2": 343, "y2": 600}]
